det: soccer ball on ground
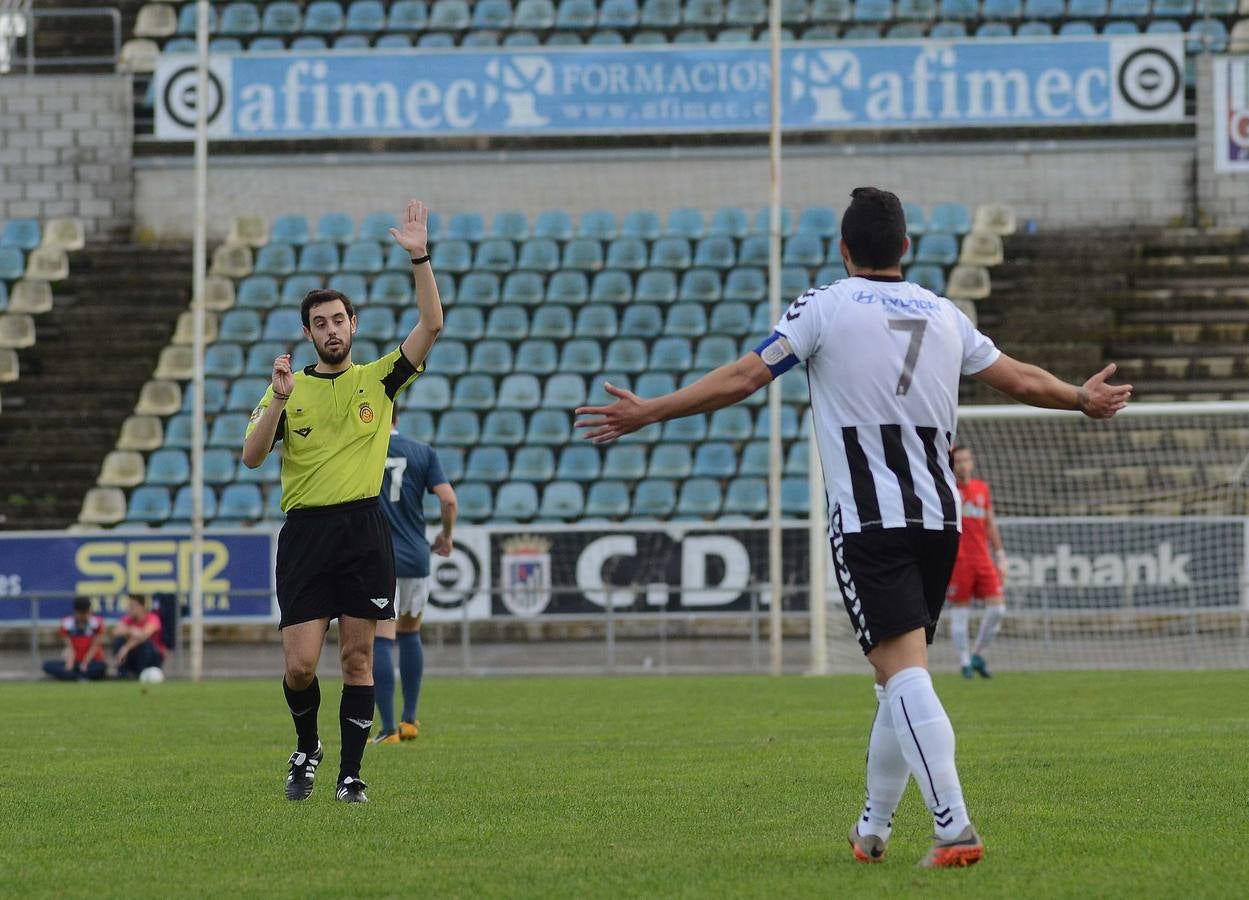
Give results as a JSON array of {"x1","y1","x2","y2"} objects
[{"x1": 139, "y1": 667, "x2": 165, "y2": 684}]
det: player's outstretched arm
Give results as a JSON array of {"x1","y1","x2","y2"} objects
[
  {"x1": 974, "y1": 355, "x2": 1131, "y2": 419},
  {"x1": 431, "y1": 483, "x2": 457, "y2": 557},
  {"x1": 576, "y1": 353, "x2": 773, "y2": 444},
  {"x1": 391, "y1": 199, "x2": 443, "y2": 367}
]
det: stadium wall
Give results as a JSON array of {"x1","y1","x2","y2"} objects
[
  {"x1": 135, "y1": 138, "x2": 1193, "y2": 241},
  {"x1": 0, "y1": 75, "x2": 133, "y2": 238},
  {"x1": 1196, "y1": 55, "x2": 1249, "y2": 226}
]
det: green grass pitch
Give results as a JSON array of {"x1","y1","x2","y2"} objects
[{"x1": 5, "y1": 670, "x2": 1248, "y2": 898}]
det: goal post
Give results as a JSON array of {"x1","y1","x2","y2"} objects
[{"x1": 822, "y1": 401, "x2": 1249, "y2": 674}]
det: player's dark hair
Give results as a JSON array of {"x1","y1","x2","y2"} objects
[
  {"x1": 73, "y1": 597, "x2": 92, "y2": 612},
  {"x1": 128, "y1": 593, "x2": 148, "y2": 608},
  {"x1": 300, "y1": 289, "x2": 356, "y2": 328},
  {"x1": 840, "y1": 187, "x2": 907, "y2": 270}
]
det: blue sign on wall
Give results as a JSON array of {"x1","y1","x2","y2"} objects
[
  {"x1": 0, "y1": 530, "x2": 276, "y2": 624},
  {"x1": 155, "y1": 35, "x2": 1185, "y2": 140}
]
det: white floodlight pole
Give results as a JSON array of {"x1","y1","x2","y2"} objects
[
  {"x1": 766, "y1": 0, "x2": 784, "y2": 677},
  {"x1": 189, "y1": 0, "x2": 210, "y2": 682}
]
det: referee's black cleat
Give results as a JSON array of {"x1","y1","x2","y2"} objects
[
  {"x1": 970, "y1": 654, "x2": 992, "y2": 678},
  {"x1": 336, "y1": 776, "x2": 369, "y2": 803},
  {"x1": 285, "y1": 741, "x2": 323, "y2": 801}
]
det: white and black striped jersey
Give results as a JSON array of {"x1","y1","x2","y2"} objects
[{"x1": 773, "y1": 275, "x2": 1000, "y2": 534}]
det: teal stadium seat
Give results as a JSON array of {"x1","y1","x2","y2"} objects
[
  {"x1": 345, "y1": 0, "x2": 387, "y2": 31},
  {"x1": 486, "y1": 306, "x2": 529, "y2": 340},
  {"x1": 557, "y1": 446, "x2": 601, "y2": 482},
  {"x1": 474, "y1": 0, "x2": 514, "y2": 27},
  {"x1": 208, "y1": 413, "x2": 248, "y2": 448},
  {"x1": 556, "y1": 0, "x2": 598, "y2": 28},
  {"x1": 128, "y1": 486, "x2": 172, "y2": 523},
  {"x1": 578, "y1": 209, "x2": 617, "y2": 240},
  {"x1": 304, "y1": 1, "x2": 346, "y2": 33},
  {"x1": 754, "y1": 404, "x2": 798, "y2": 439},
  {"x1": 597, "y1": 0, "x2": 640, "y2": 26},
  {"x1": 236, "y1": 450, "x2": 280, "y2": 485},
  {"x1": 315, "y1": 212, "x2": 354, "y2": 244},
  {"x1": 417, "y1": 33, "x2": 455, "y2": 47},
  {"x1": 0, "y1": 219, "x2": 40, "y2": 250},
  {"x1": 254, "y1": 244, "x2": 296, "y2": 277},
  {"x1": 518, "y1": 238, "x2": 561, "y2": 273},
  {"x1": 182, "y1": 379, "x2": 227, "y2": 414},
  {"x1": 543, "y1": 373, "x2": 586, "y2": 406},
  {"x1": 501, "y1": 271, "x2": 545, "y2": 306},
  {"x1": 907, "y1": 264, "x2": 946, "y2": 294},
  {"x1": 436, "y1": 410, "x2": 481, "y2": 446},
  {"x1": 605, "y1": 338, "x2": 648, "y2": 373},
  {"x1": 263, "y1": 308, "x2": 303, "y2": 341},
  {"x1": 563, "y1": 238, "x2": 605, "y2": 272},
  {"x1": 785, "y1": 440, "x2": 809, "y2": 476},
  {"x1": 621, "y1": 210, "x2": 662, "y2": 240},
  {"x1": 493, "y1": 483, "x2": 539, "y2": 521},
  {"x1": 220, "y1": 2, "x2": 262, "y2": 35},
  {"x1": 798, "y1": 207, "x2": 838, "y2": 238},
  {"x1": 781, "y1": 478, "x2": 809, "y2": 516},
  {"x1": 665, "y1": 303, "x2": 707, "y2": 337},
  {"x1": 432, "y1": 239, "x2": 471, "y2": 274},
  {"x1": 397, "y1": 411, "x2": 436, "y2": 442},
  {"x1": 677, "y1": 478, "x2": 722, "y2": 518},
  {"x1": 981, "y1": 0, "x2": 1022, "y2": 17},
  {"x1": 388, "y1": 0, "x2": 430, "y2": 28},
  {"x1": 437, "y1": 447, "x2": 465, "y2": 482},
  {"x1": 203, "y1": 448, "x2": 238, "y2": 485},
  {"x1": 426, "y1": 340, "x2": 468, "y2": 375},
  {"x1": 516, "y1": 339, "x2": 559, "y2": 374},
  {"x1": 649, "y1": 444, "x2": 693, "y2": 478},
  {"x1": 145, "y1": 449, "x2": 189, "y2": 486},
  {"x1": 560, "y1": 340, "x2": 604, "y2": 374},
  {"x1": 447, "y1": 212, "x2": 484, "y2": 241},
  {"x1": 736, "y1": 234, "x2": 768, "y2": 268},
  {"x1": 297, "y1": 242, "x2": 340, "y2": 274},
  {"x1": 632, "y1": 29, "x2": 667, "y2": 42},
  {"x1": 407, "y1": 373, "x2": 451, "y2": 410},
  {"x1": 466, "y1": 446, "x2": 509, "y2": 482},
  {"x1": 708, "y1": 406, "x2": 753, "y2": 440},
  {"x1": 498, "y1": 373, "x2": 541, "y2": 409},
  {"x1": 930, "y1": 202, "x2": 972, "y2": 235},
  {"x1": 854, "y1": 0, "x2": 892, "y2": 20},
  {"x1": 219, "y1": 309, "x2": 263, "y2": 342},
  {"x1": 534, "y1": 210, "x2": 575, "y2": 241},
  {"x1": 604, "y1": 445, "x2": 647, "y2": 479},
  {"x1": 514, "y1": 0, "x2": 557, "y2": 28},
  {"x1": 244, "y1": 341, "x2": 287, "y2": 376},
  {"x1": 683, "y1": 0, "x2": 725, "y2": 24},
  {"x1": 585, "y1": 481, "x2": 629, "y2": 518},
  {"x1": 634, "y1": 479, "x2": 676, "y2": 517},
  {"x1": 650, "y1": 237, "x2": 692, "y2": 270},
  {"x1": 915, "y1": 233, "x2": 959, "y2": 265},
  {"x1": 482, "y1": 410, "x2": 526, "y2": 444},
  {"x1": 474, "y1": 238, "x2": 517, "y2": 273},
  {"x1": 1107, "y1": 0, "x2": 1149, "y2": 14},
  {"x1": 724, "y1": 267, "x2": 766, "y2": 303},
  {"x1": 458, "y1": 273, "x2": 500, "y2": 305},
  {"x1": 513, "y1": 447, "x2": 556, "y2": 481},
  {"x1": 725, "y1": 477, "x2": 767, "y2": 516},
  {"x1": 693, "y1": 442, "x2": 737, "y2": 478},
  {"x1": 469, "y1": 340, "x2": 513, "y2": 375},
  {"x1": 663, "y1": 415, "x2": 706, "y2": 443},
  {"x1": 271, "y1": 214, "x2": 309, "y2": 245},
  {"x1": 590, "y1": 270, "x2": 633, "y2": 304},
  {"x1": 650, "y1": 336, "x2": 692, "y2": 371},
  {"x1": 753, "y1": 206, "x2": 793, "y2": 237},
  {"x1": 710, "y1": 302, "x2": 752, "y2": 337},
  {"x1": 366, "y1": 273, "x2": 410, "y2": 306},
  {"x1": 635, "y1": 372, "x2": 676, "y2": 398},
  {"x1": 218, "y1": 484, "x2": 263, "y2": 521},
  {"x1": 696, "y1": 336, "x2": 738, "y2": 370},
  {"x1": 606, "y1": 238, "x2": 648, "y2": 272},
  {"x1": 575, "y1": 306, "x2": 619, "y2": 339},
  {"x1": 328, "y1": 273, "x2": 367, "y2": 300},
  {"x1": 547, "y1": 270, "x2": 589, "y2": 305},
  {"x1": 636, "y1": 270, "x2": 677, "y2": 305},
  {"x1": 205, "y1": 344, "x2": 245, "y2": 378},
  {"x1": 453, "y1": 483, "x2": 491, "y2": 522},
  {"x1": 452, "y1": 375, "x2": 498, "y2": 411},
  {"x1": 693, "y1": 236, "x2": 736, "y2": 270},
  {"x1": 539, "y1": 482, "x2": 584, "y2": 521},
  {"x1": 621, "y1": 304, "x2": 662, "y2": 337},
  {"x1": 341, "y1": 241, "x2": 382, "y2": 274},
  {"x1": 679, "y1": 269, "x2": 721, "y2": 303},
  {"x1": 491, "y1": 210, "x2": 530, "y2": 241},
  {"x1": 531, "y1": 306, "x2": 574, "y2": 339},
  {"x1": 178, "y1": 3, "x2": 219, "y2": 32},
  {"x1": 895, "y1": 0, "x2": 936, "y2": 15},
  {"x1": 444, "y1": 308, "x2": 484, "y2": 341},
  {"x1": 665, "y1": 208, "x2": 705, "y2": 239},
  {"x1": 356, "y1": 307, "x2": 396, "y2": 341}
]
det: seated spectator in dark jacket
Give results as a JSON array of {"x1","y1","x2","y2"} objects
[
  {"x1": 43, "y1": 597, "x2": 108, "y2": 681},
  {"x1": 111, "y1": 594, "x2": 168, "y2": 679}
]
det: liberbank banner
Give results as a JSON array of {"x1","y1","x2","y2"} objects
[{"x1": 154, "y1": 35, "x2": 1184, "y2": 140}]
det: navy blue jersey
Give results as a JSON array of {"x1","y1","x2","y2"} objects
[{"x1": 379, "y1": 432, "x2": 448, "y2": 578}]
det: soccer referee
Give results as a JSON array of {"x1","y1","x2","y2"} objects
[{"x1": 242, "y1": 199, "x2": 442, "y2": 804}]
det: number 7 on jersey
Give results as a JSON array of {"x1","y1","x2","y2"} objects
[{"x1": 888, "y1": 319, "x2": 927, "y2": 397}]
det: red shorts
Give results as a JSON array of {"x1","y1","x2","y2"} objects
[{"x1": 946, "y1": 553, "x2": 1002, "y2": 604}]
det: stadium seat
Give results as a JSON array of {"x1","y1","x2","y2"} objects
[
  {"x1": 590, "y1": 270, "x2": 634, "y2": 304},
  {"x1": 906, "y1": 264, "x2": 946, "y2": 295},
  {"x1": 269, "y1": 214, "x2": 310, "y2": 246},
  {"x1": 529, "y1": 210, "x2": 571, "y2": 242},
  {"x1": 1188, "y1": 19, "x2": 1228, "y2": 52},
  {"x1": 947, "y1": 265, "x2": 990, "y2": 301},
  {"x1": 303, "y1": 0, "x2": 346, "y2": 32},
  {"x1": 126, "y1": 486, "x2": 173, "y2": 524},
  {"x1": 531, "y1": 306, "x2": 574, "y2": 340},
  {"x1": 621, "y1": 210, "x2": 662, "y2": 240},
  {"x1": 514, "y1": 0, "x2": 557, "y2": 27},
  {"x1": 736, "y1": 235, "x2": 768, "y2": 269},
  {"x1": 448, "y1": 482, "x2": 488, "y2": 521},
  {"x1": 203, "y1": 343, "x2": 245, "y2": 379},
  {"x1": 215, "y1": 483, "x2": 262, "y2": 522},
  {"x1": 417, "y1": 32, "x2": 455, "y2": 46},
  {"x1": 200, "y1": 448, "x2": 236, "y2": 486},
  {"x1": 252, "y1": 244, "x2": 294, "y2": 278},
  {"x1": 356, "y1": 307, "x2": 396, "y2": 341},
  {"x1": 206, "y1": 413, "x2": 247, "y2": 449},
  {"x1": 480, "y1": 411, "x2": 524, "y2": 447},
  {"x1": 459, "y1": 273, "x2": 501, "y2": 305},
  {"x1": 605, "y1": 338, "x2": 649, "y2": 373},
  {"x1": 649, "y1": 444, "x2": 693, "y2": 478},
  {"x1": 672, "y1": 478, "x2": 720, "y2": 518},
  {"x1": 488, "y1": 210, "x2": 529, "y2": 242},
  {"x1": 498, "y1": 271, "x2": 543, "y2": 307},
  {"x1": 722, "y1": 477, "x2": 767, "y2": 516},
  {"x1": 915, "y1": 233, "x2": 959, "y2": 265},
  {"x1": 604, "y1": 238, "x2": 648, "y2": 273},
  {"x1": 649, "y1": 238, "x2": 692, "y2": 271},
  {"x1": 297, "y1": 242, "x2": 340, "y2": 274},
  {"x1": 692, "y1": 236, "x2": 735, "y2": 270},
  {"x1": 754, "y1": 404, "x2": 798, "y2": 439},
  {"x1": 669, "y1": 302, "x2": 709, "y2": 337},
  {"x1": 928, "y1": 19, "x2": 967, "y2": 35},
  {"x1": 575, "y1": 306, "x2": 619, "y2": 339},
  {"x1": 584, "y1": 481, "x2": 629, "y2": 518},
  {"x1": 543, "y1": 373, "x2": 586, "y2": 407},
  {"x1": 695, "y1": 336, "x2": 738, "y2": 370},
  {"x1": 635, "y1": 270, "x2": 678, "y2": 305},
  {"x1": 498, "y1": 373, "x2": 542, "y2": 409},
  {"x1": 556, "y1": 445, "x2": 601, "y2": 482},
  {"x1": 620, "y1": 304, "x2": 662, "y2": 338},
  {"x1": 575, "y1": 209, "x2": 616, "y2": 241},
  {"x1": 555, "y1": 0, "x2": 597, "y2": 27},
  {"x1": 633, "y1": 479, "x2": 676, "y2": 517},
  {"x1": 387, "y1": 0, "x2": 430, "y2": 28},
  {"x1": 437, "y1": 410, "x2": 481, "y2": 446},
  {"x1": 169, "y1": 485, "x2": 218, "y2": 522},
  {"x1": 533, "y1": 481, "x2": 582, "y2": 521},
  {"x1": 483, "y1": 306, "x2": 527, "y2": 341},
  {"x1": 220, "y1": 2, "x2": 262, "y2": 35},
  {"x1": 97, "y1": 449, "x2": 146, "y2": 489},
  {"x1": 473, "y1": 238, "x2": 517, "y2": 274},
  {"x1": 513, "y1": 447, "x2": 556, "y2": 482},
  {"x1": 533, "y1": 269, "x2": 582, "y2": 305},
  {"x1": 706, "y1": 406, "x2": 752, "y2": 441},
  {"x1": 426, "y1": 340, "x2": 468, "y2": 375},
  {"x1": 518, "y1": 238, "x2": 561, "y2": 273},
  {"x1": 981, "y1": 0, "x2": 1022, "y2": 15},
  {"x1": 976, "y1": 21, "x2": 1012, "y2": 35},
  {"x1": 338, "y1": 240, "x2": 381, "y2": 275},
  {"x1": 649, "y1": 336, "x2": 692, "y2": 371},
  {"x1": 602, "y1": 444, "x2": 646, "y2": 480},
  {"x1": 470, "y1": 0, "x2": 512, "y2": 27},
  {"x1": 343, "y1": 0, "x2": 387, "y2": 31},
  {"x1": 262, "y1": 308, "x2": 304, "y2": 341},
  {"x1": 314, "y1": 212, "x2": 354, "y2": 244},
  {"x1": 469, "y1": 340, "x2": 513, "y2": 376},
  {"x1": 782, "y1": 233, "x2": 824, "y2": 268},
  {"x1": 724, "y1": 0, "x2": 766, "y2": 24},
  {"x1": 516, "y1": 339, "x2": 559, "y2": 374},
  {"x1": 466, "y1": 446, "x2": 509, "y2": 482},
  {"x1": 688, "y1": 442, "x2": 734, "y2": 478},
  {"x1": 563, "y1": 238, "x2": 605, "y2": 272},
  {"x1": 709, "y1": 303, "x2": 752, "y2": 337},
  {"x1": 0, "y1": 219, "x2": 39, "y2": 250},
  {"x1": 406, "y1": 373, "x2": 451, "y2": 411},
  {"x1": 663, "y1": 414, "x2": 707, "y2": 443},
  {"x1": 326, "y1": 274, "x2": 366, "y2": 303},
  {"x1": 723, "y1": 267, "x2": 766, "y2": 303}
]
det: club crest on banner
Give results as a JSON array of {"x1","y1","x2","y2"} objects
[{"x1": 501, "y1": 535, "x2": 552, "y2": 618}]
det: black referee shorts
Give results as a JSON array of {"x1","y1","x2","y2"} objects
[
  {"x1": 831, "y1": 506, "x2": 960, "y2": 655},
  {"x1": 275, "y1": 497, "x2": 397, "y2": 629}
]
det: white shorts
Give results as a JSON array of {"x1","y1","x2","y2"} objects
[{"x1": 395, "y1": 577, "x2": 430, "y2": 618}]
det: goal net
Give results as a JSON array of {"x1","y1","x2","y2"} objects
[{"x1": 823, "y1": 402, "x2": 1249, "y2": 673}]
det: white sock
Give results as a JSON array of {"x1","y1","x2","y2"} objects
[
  {"x1": 885, "y1": 667, "x2": 971, "y2": 840},
  {"x1": 949, "y1": 605, "x2": 971, "y2": 668},
  {"x1": 859, "y1": 684, "x2": 910, "y2": 840},
  {"x1": 974, "y1": 605, "x2": 1005, "y2": 656}
]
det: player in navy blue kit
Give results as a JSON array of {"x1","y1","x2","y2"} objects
[{"x1": 373, "y1": 409, "x2": 458, "y2": 744}]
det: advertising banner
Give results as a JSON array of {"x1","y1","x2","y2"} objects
[
  {"x1": 1213, "y1": 56, "x2": 1249, "y2": 173},
  {"x1": 0, "y1": 530, "x2": 276, "y2": 624},
  {"x1": 154, "y1": 35, "x2": 1185, "y2": 140}
]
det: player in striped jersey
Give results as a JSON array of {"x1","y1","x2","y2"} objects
[{"x1": 576, "y1": 187, "x2": 1130, "y2": 867}]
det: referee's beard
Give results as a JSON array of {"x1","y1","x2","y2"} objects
[{"x1": 314, "y1": 333, "x2": 352, "y2": 366}]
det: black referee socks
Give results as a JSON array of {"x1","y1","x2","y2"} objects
[
  {"x1": 339, "y1": 683, "x2": 375, "y2": 781},
  {"x1": 283, "y1": 676, "x2": 321, "y2": 755}
]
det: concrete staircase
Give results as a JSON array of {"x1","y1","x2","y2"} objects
[{"x1": 0, "y1": 242, "x2": 190, "y2": 530}]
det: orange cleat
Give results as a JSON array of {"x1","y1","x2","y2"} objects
[
  {"x1": 398, "y1": 720, "x2": 420, "y2": 741},
  {"x1": 920, "y1": 826, "x2": 985, "y2": 868},
  {"x1": 847, "y1": 824, "x2": 889, "y2": 863}
]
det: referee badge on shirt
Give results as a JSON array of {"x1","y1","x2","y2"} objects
[
  {"x1": 500, "y1": 535, "x2": 552, "y2": 618},
  {"x1": 358, "y1": 402, "x2": 374, "y2": 423}
]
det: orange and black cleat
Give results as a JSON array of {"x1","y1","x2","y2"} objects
[
  {"x1": 920, "y1": 825, "x2": 985, "y2": 868},
  {"x1": 847, "y1": 824, "x2": 889, "y2": 863}
]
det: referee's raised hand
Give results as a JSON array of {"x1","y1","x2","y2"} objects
[
  {"x1": 273, "y1": 353, "x2": 293, "y2": 400},
  {"x1": 389, "y1": 199, "x2": 429, "y2": 258}
]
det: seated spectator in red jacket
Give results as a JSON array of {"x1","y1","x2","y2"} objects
[
  {"x1": 43, "y1": 597, "x2": 108, "y2": 681},
  {"x1": 111, "y1": 594, "x2": 168, "y2": 679}
]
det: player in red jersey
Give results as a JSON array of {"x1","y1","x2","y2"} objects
[{"x1": 947, "y1": 445, "x2": 1006, "y2": 678}]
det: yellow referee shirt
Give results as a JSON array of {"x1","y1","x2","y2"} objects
[{"x1": 245, "y1": 346, "x2": 422, "y2": 512}]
